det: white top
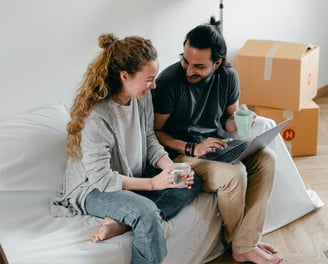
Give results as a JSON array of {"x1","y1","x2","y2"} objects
[{"x1": 111, "y1": 97, "x2": 143, "y2": 177}]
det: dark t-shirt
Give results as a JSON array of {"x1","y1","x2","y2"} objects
[{"x1": 152, "y1": 62, "x2": 240, "y2": 157}]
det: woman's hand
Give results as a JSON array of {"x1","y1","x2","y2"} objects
[{"x1": 151, "y1": 164, "x2": 195, "y2": 190}]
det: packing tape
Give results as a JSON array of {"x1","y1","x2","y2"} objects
[
  {"x1": 264, "y1": 42, "x2": 281, "y2": 80},
  {"x1": 283, "y1": 110, "x2": 294, "y2": 120}
]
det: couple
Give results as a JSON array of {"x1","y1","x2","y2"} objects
[{"x1": 50, "y1": 17, "x2": 283, "y2": 264}]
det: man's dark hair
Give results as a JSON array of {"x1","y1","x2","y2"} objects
[{"x1": 183, "y1": 17, "x2": 228, "y2": 70}]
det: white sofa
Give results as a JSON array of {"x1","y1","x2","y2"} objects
[{"x1": 0, "y1": 104, "x2": 320, "y2": 264}]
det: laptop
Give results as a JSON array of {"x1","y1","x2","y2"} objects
[
  {"x1": 200, "y1": 118, "x2": 291, "y2": 164},
  {"x1": 0, "y1": 244, "x2": 9, "y2": 264}
]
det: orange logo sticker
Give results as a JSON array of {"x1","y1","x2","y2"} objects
[{"x1": 282, "y1": 129, "x2": 295, "y2": 141}]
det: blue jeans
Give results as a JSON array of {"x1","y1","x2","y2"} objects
[
  {"x1": 135, "y1": 167, "x2": 203, "y2": 221},
  {"x1": 85, "y1": 168, "x2": 202, "y2": 264}
]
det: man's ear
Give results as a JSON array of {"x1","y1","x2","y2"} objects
[
  {"x1": 120, "y1": 71, "x2": 128, "y2": 81},
  {"x1": 214, "y1": 58, "x2": 223, "y2": 69}
]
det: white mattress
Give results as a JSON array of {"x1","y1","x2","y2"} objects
[{"x1": 0, "y1": 104, "x2": 322, "y2": 264}]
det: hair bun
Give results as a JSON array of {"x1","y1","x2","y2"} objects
[
  {"x1": 98, "y1": 33, "x2": 117, "y2": 49},
  {"x1": 209, "y1": 16, "x2": 220, "y2": 27}
]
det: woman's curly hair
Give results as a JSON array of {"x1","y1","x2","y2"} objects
[{"x1": 66, "y1": 33, "x2": 157, "y2": 159}]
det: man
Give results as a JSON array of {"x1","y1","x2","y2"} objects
[{"x1": 152, "y1": 17, "x2": 283, "y2": 264}]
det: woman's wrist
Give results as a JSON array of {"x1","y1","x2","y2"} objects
[
  {"x1": 157, "y1": 155, "x2": 174, "y2": 170},
  {"x1": 149, "y1": 178, "x2": 155, "y2": 191}
]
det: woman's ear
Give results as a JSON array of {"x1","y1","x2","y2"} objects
[{"x1": 120, "y1": 71, "x2": 128, "y2": 81}]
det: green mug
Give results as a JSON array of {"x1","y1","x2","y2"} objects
[{"x1": 234, "y1": 109, "x2": 253, "y2": 136}]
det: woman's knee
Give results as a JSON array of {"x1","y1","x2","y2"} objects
[
  {"x1": 130, "y1": 198, "x2": 162, "y2": 229},
  {"x1": 171, "y1": 174, "x2": 202, "y2": 204}
]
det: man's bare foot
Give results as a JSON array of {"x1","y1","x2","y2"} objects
[
  {"x1": 258, "y1": 241, "x2": 278, "y2": 254},
  {"x1": 232, "y1": 246, "x2": 283, "y2": 264},
  {"x1": 91, "y1": 217, "x2": 129, "y2": 242}
]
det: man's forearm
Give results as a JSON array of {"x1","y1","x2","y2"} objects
[{"x1": 155, "y1": 130, "x2": 186, "y2": 155}]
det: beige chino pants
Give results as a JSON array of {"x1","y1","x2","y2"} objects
[{"x1": 174, "y1": 147, "x2": 277, "y2": 254}]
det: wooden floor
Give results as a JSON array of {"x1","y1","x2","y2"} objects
[{"x1": 209, "y1": 93, "x2": 328, "y2": 264}]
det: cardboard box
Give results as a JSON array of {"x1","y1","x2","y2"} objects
[
  {"x1": 236, "y1": 39, "x2": 320, "y2": 111},
  {"x1": 249, "y1": 101, "x2": 319, "y2": 156}
]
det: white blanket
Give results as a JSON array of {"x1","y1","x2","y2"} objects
[
  {"x1": 0, "y1": 104, "x2": 223, "y2": 264},
  {"x1": 0, "y1": 104, "x2": 321, "y2": 264},
  {"x1": 235, "y1": 116, "x2": 321, "y2": 233}
]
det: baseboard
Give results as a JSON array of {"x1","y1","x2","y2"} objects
[{"x1": 315, "y1": 85, "x2": 328, "y2": 99}]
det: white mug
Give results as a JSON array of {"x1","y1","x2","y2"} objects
[{"x1": 170, "y1": 163, "x2": 191, "y2": 185}]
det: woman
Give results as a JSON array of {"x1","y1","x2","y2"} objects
[{"x1": 50, "y1": 33, "x2": 202, "y2": 264}]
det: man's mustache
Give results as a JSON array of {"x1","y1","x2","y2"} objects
[{"x1": 187, "y1": 74, "x2": 200, "y2": 79}]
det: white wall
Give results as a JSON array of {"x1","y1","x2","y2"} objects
[{"x1": 1, "y1": 0, "x2": 327, "y2": 119}]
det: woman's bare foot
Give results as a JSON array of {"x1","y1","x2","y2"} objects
[
  {"x1": 233, "y1": 246, "x2": 283, "y2": 264},
  {"x1": 91, "y1": 217, "x2": 129, "y2": 242}
]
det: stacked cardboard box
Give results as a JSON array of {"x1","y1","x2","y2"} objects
[{"x1": 236, "y1": 39, "x2": 320, "y2": 156}]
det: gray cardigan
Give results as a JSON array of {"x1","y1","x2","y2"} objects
[{"x1": 50, "y1": 92, "x2": 168, "y2": 217}]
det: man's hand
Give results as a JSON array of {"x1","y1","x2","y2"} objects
[{"x1": 193, "y1": 137, "x2": 229, "y2": 157}]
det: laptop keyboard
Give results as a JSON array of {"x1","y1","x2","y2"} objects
[
  {"x1": 217, "y1": 141, "x2": 249, "y2": 162},
  {"x1": 202, "y1": 139, "x2": 249, "y2": 163}
]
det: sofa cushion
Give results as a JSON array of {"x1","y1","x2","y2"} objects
[{"x1": 0, "y1": 104, "x2": 70, "y2": 191}]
